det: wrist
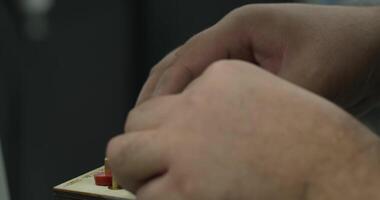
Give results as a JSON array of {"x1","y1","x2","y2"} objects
[{"x1": 307, "y1": 136, "x2": 380, "y2": 200}]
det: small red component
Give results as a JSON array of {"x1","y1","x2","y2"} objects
[{"x1": 94, "y1": 172, "x2": 112, "y2": 186}]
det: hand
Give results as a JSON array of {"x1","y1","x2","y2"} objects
[
  {"x1": 107, "y1": 60, "x2": 380, "y2": 200},
  {"x1": 137, "y1": 4, "x2": 380, "y2": 114}
]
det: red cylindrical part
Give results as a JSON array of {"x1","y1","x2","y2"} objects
[{"x1": 94, "y1": 172, "x2": 112, "y2": 186}]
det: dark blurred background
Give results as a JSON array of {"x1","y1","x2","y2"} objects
[{"x1": 1, "y1": 0, "x2": 380, "y2": 200}]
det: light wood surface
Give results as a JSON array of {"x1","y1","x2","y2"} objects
[{"x1": 54, "y1": 167, "x2": 135, "y2": 200}]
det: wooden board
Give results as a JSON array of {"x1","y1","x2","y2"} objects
[{"x1": 53, "y1": 167, "x2": 135, "y2": 200}]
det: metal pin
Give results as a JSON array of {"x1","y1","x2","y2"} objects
[
  {"x1": 111, "y1": 176, "x2": 121, "y2": 190},
  {"x1": 104, "y1": 157, "x2": 111, "y2": 175}
]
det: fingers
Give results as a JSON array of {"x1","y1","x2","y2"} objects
[
  {"x1": 106, "y1": 131, "x2": 168, "y2": 193},
  {"x1": 136, "y1": 5, "x2": 291, "y2": 104},
  {"x1": 182, "y1": 59, "x2": 261, "y2": 94},
  {"x1": 151, "y1": 28, "x2": 229, "y2": 97},
  {"x1": 136, "y1": 175, "x2": 182, "y2": 200},
  {"x1": 125, "y1": 95, "x2": 180, "y2": 132},
  {"x1": 136, "y1": 47, "x2": 181, "y2": 105},
  {"x1": 139, "y1": 22, "x2": 253, "y2": 103}
]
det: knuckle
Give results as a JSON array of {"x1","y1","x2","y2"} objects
[
  {"x1": 124, "y1": 108, "x2": 140, "y2": 131},
  {"x1": 149, "y1": 61, "x2": 168, "y2": 77},
  {"x1": 126, "y1": 107, "x2": 139, "y2": 120},
  {"x1": 171, "y1": 45, "x2": 183, "y2": 60},
  {"x1": 201, "y1": 59, "x2": 259, "y2": 87},
  {"x1": 107, "y1": 135, "x2": 139, "y2": 166},
  {"x1": 226, "y1": 4, "x2": 254, "y2": 18},
  {"x1": 183, "y1": 60, "x2": 237, "y2": 96},
  {"x1": 205, "y1": 60, "x2": 240, "y2": 77},
  {"x1": 106, "y1": 135, "x2": 125, "y2": 169},
  {"x1": 106, "y1": 134, "x2": 139, "y2": 173},
  {"x1": 223, "y1": 5, "x2": 256, "y2": 25},
  {"x1": 106, "y1": 133, "x2": 149, "y2": 194},
  {"x1": 228, "y1": 4, "x2": 273, "y2": 19},
  {"x1": 209, "y1": 59, "x2": 232, "y2": 70},
  {"x1": 149, "y1": 64, "x2": 161, "y2": 76},
  {"x1": 187, "y1": 32, "x2": 204, "y2": 44},
  {"x1": 224, "y1": 4, "x2": 278, "y2": 31},
  {"x1": 127, "y1": 105, "x2": 144, "y2": 121},
  {"x1": 126, "y1": 95, "x2": 181, "y2": 131},
  {"x1": 213, "y1": 59, "x2": 256, "y2": 73},
  {"x1": 149, "y1": 46, "x2": 182, "y2": 76},
  {"x1": 185, "y1": 28, "x2": 210, "y2": 46}
]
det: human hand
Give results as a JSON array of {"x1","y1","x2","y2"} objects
[
  {"x1": 137, "y1": 4, "x2": 380, "y2": 114},
  {"x1": 108, "y1": 60, "x2": 380, "y2": 200}
]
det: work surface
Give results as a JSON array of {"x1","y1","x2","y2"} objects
[{"x1": 53, "y1": 167, "x2": 135, "y2": 200}]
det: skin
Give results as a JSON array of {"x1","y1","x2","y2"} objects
[
  {"x1": 107, "y1": 4, "x2": 380, "y2": 200},
  {"x1": 136, "y1": 4, "x2": 380, "y2": 114},
  {"x1": 108, "y1": 60, "x2": 380, "y2": 200}
]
